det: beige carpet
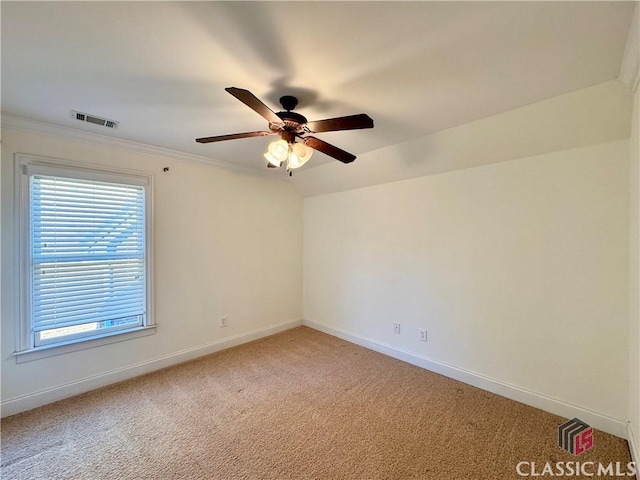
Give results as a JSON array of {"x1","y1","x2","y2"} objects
[{"x1": 1, "y1": 326, "x2": 632, "y2": 479}]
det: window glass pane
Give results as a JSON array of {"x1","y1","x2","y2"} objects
[{"x1": 36, "y1": 315, "x2": 142, "y2": 346}]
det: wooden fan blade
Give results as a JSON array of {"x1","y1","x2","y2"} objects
[
  {"x1": 306, "y1": 114, "x2": 374, "y2": 133},
  {"x1": 302, "y1": 136, "x2": 356, "y2": 164},
  {"x1": 196, "y1": 131, "x2": 274, "y2": 143},
  {"x1": 225, "y1": 87, "x2": 282, "y2": 124}
]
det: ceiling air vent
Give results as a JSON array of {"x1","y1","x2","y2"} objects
[{"x1": 71, "y1": 110, "x2": 119, "y2": 129}]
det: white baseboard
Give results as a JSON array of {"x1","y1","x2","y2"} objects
[
  {"x1": 629, "y1": 422, "x2": 640, "y2": 480},
  {"x1": 1, "y1": 319, "x2": 302, "y2": 418},
  {"x1": 303, "y1": 318, "x2": 629, "y2": 439}
]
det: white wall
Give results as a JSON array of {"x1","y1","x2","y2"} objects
[
  {"x1": 304, "y1": 140, "x2": 630, "y2": 435},
  {"x1": 1, "y1": 127, "x2": 303, "y2": 415},
  {"x1": 629, "y1": 84, "x2": 640, "y2": 461}
]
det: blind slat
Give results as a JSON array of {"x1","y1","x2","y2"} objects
[
  {"x1": 34, "y1": 283, "x2": 144, "y2": 297},
  {"x1": 34, "y1": 290, "x2": 145, "y2": 309},
  {"x1": 32, "y1": 268, "x2": 144, "y2": 285},
  {"x1": 34, "y1": 298, "x2": 145, "y2": 318}
]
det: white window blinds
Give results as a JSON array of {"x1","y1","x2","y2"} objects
[{"x1": 30, "y1": 174, "x2": 146, "y2": 345}]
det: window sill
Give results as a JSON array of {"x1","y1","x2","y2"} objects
[{"x1": 13, "y1": 326, "x2": 156, "y2": 363}]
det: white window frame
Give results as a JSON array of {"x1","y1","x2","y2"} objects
[{"x1": 13, "y1": 154, "x2": 155, "y2": 363}]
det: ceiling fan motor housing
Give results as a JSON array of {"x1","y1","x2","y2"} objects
[
  {"x1": 279, "y1": 95, "x2": 298, "y2": 111},
  {"x1": 273, "y1": 111, "x2": 308, "y2": 135},
  {"x1": 271, "y1": 95, "x2": 308, "y2": 137}
]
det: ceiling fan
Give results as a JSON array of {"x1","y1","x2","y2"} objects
[{"x1": 196, "y1": 87, "x2": 374, "y2": 172}]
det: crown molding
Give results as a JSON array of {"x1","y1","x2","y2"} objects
[
  {"x1": 0, "y1": 113, "x2": 279, "y2": 179},
  {"x1": 619, "y1": 3, "x2": 640, "y2": 92}
]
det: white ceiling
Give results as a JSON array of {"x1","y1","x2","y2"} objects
[{"x1": 1, "y1": 1, "x2": 635, "y2": 173}]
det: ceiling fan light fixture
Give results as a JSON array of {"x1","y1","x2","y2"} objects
[
  {"x1": 268, "y1": 139, "x2": 289, "y2": 160},
  {"x1": 264, "y1": 151, "x2": 283, "y2": 167},
  {"x1": 264, "y1": 139, "x2": 289, "y2": 167},
  {"x1": 287, "y1": 142, "x2": 313, "y2": 169},
  {"x1": 288, "y1": 152, "x2": 302, "y2": 169},
  {"x1": 264, "y1": 139, "x2": 313, "y2": 170}
]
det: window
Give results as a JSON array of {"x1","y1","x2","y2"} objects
[{"x1": 15, "y1": 155, "x2": 154, "y2": 360}]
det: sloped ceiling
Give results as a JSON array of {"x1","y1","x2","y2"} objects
[{"x1": 1, "y1": 1, "x2": 636, "y2": 176}]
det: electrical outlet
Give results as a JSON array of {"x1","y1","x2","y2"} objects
[
  {"x1": 220, "y1": 316, "x2": 228, "y2": 328},
  {"x1": 419, "y1": 328, "x2": 427, "y2": 342},
  {"x1": 393, "y1": 322, "x2": 401, "y2": 334}
]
